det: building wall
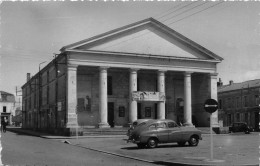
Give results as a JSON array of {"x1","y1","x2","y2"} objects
[{"x1": 218, "y1": 85, "x2": 260, "y2": 130}]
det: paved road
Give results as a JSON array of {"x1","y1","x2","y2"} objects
[
  {"x1": 66, "y1": 132, "x2": 260, "y2": 166},
  {"x1": 1, "y1": 131, "x2": 155, "y2": 166}
]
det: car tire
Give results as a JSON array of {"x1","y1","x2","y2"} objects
[
  {"x1": 147, "y1": 138, "x2": 158, "y2": 148},
  {"x1": 177, "y1": 141, "x2": 186, "y2": 146},
  {"x1": 188, "y1": 136, "x2": 199, "y2": 146},
  {"x1": 137, "y1": 143, "x2": 146, "y2": 149},
  {"x1": 245, "y1": 130, "x2": 250, "y2": 134}
]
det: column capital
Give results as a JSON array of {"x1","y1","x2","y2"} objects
[
  {"x1": 99, "y1": 66, "x2": 109, "y2": 72},
  {"x1": 129, "y1": 68, "x2": 140, "y2": 73},
  {"x1": 209, "y1": 73, "x2": 218, "y2": 79},
  {"x1": 67, "y1": 64, "x2": 78, "y2": 70},
  {"x1": 157, "y1": 70, "x2": 167, "y2": 75},
  {"x1": 184, "y1": 71, "x2": 193, "y2": 76}
]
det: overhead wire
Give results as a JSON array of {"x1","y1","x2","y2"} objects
[
  {"x1": 154, "y1": 1, "x2": 197, "y2": 20},
  {"x1": 160, "y1": 1, "x2": 209, "y2": 23},
  {"x1": 167, "y1": 1, "x2": 225, "y2": 25}
]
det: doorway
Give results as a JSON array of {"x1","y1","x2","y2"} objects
[
  {"x1": 138, "y1": 103, "x2": 142, "y2": 119},
  {"x1": 154, "y1": 103, "x2": 158, "y2": 119},
  {"x1": 108, "y1": 102, "x2": 114, "y2": 127}
]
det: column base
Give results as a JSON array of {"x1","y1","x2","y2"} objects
[
  {"x1": 98, "y1": 123, "x2": 110, "y2": 128},
  {"x1": 183, "y1": 122, "x2": 194, "y2": 127},
  {"x1": 63, "y1": 127, "x2": 83, "y2": 136}
]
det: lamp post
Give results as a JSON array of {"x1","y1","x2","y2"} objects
[{"x1": 38, "y1": 61, "x2": 46, "y2": 130}]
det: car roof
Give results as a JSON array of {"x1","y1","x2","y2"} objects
[{"x1": 144, "y1": 119, "x2": 176, "y2": 125}]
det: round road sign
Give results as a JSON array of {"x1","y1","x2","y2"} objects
[{"x1": 204, "y1": 99, "x2": 218, "y2": 114}]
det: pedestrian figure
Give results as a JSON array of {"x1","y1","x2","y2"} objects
[{"x1": 2, "y1": 117, "x2": 7, "y2": 133}]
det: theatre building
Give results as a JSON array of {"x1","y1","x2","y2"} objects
[{"x1": 22, "y1": 18, "x2": 223, "y2": 135}]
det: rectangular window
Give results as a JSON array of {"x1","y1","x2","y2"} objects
[
  {"x1": 236, "y1": 97, "x2": 239, "y2": 108},
  {"x1": 107, "y1": 76, "x2": 113, "y2": 95},
  {"x1": 118, "y1": 106, "x2": 125, "y2": 117},
  {"x1": 218, "y1": 99, "x2": 222, "y2": 109},
  {"x1": 34, "y1": 93, "x2": 37, "y2": 108},
  {"x1": 228, "y1": 98, "x2": 231, "y2": 108},
  {"x1": 47, "y1": 71, "x2": 49, "y2": 83},
  {"x1": 244, "y1": 96, "x2": 248, "y2": 107},
  {"x1": 236, "y1": 113, "x2": 240, "y2": 122},
  {"x1": 3, "y1": 106, "x2": 6, "y2": 113},
  {"x1": 245, "y1": 113, "x2": 248, "y2": 123},
  {"x1": 145, "y1": 107, "x2": 151, "y2": 117},
  {"x1": 255, "y1": 95, "x2": 259, "y2": 106},
  {"x1": 47, "y1": 86, "x2": 49, "y2": 104}
]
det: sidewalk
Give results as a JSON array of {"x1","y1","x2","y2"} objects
[{"x1": 6, "y1": 127, "x2": 259, "y2": 166}]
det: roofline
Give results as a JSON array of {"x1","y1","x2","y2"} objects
[
  {"x1": 149, "y1": 18, "x2": 224, "y2": 61},
  {"x1": 65, "y1": 49, "x2": 222, "y2": 63},
  {"x1": 218, "y1": 79, "x2": 260, "y2": 93},
  {"x1": 60, "y1": 18, "x2": 152, "y2": 52},
  {"x1": 60, "y1": 17, "x2": 223, "y2": 61}
]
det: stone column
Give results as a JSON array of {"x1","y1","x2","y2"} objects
[
  {"x1": 129, "y1": 68, "x2": 138, "y2": 123},
  {"x1": 209, "y1": 73, "x2": 219, "y2": 127},
  {"x1": 98, "y1": 67, "x2": 110, "y2": 128},
  {"x1": 157, "y1": 70, "x2": 166, "y2": 119},
  {"x1": 184, "y1": 72, "x2": 193, "y2": 126},
  {"x1": 66, "y1": 64, "x2": 78, "y2": 128}
]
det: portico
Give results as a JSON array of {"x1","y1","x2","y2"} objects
[{"x1": 60, "y1": 18, "x2": 223, "y2": 130}]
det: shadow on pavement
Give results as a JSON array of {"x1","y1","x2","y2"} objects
[
  {"x1": 121, "y1": 144, "x2": 192, "y2": 150},
  {"x1": 152, "y1": 161, "x2": 187, "y2": 166}
]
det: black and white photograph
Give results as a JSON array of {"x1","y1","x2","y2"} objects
[{"x1": 0, "y1": 1, "x2": 259, "y2": 165}]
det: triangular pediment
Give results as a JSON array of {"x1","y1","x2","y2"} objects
[{"x1": 61, "y1": 18, "x2": 223, "y2": 61}]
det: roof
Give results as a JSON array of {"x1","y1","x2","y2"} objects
[
  {"x1": 0, "y1": 91, "x2": 14, "y2": 96},
  {"x1": 60, "y1": 17, "x2": 223, "y2": 61},
  {"x1": 218, "y1": 79, "x2": 260, "y2": 93},
  {"x1": 0, "y1": 91, "x2": 15, "y2": 103}
]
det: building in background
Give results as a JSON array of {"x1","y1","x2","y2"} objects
[
  {"x1": 0, "y1": 91, "x2": 16, "y2": 125},
  {"x1": 22, "y1": 18, "x2": 223, "y2": 136},
  {"x1": 218, "y1": 79, "x2": 260, "y2": 131}
]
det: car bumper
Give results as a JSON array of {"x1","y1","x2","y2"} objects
[{"x1": 127, "y1": 139, "x2": 141, "y2": 144}]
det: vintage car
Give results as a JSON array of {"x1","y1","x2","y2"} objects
[
  {"x1": 229, "y1": 122, "x2": 254, "y2": 134},
  {"x1": 127, "y1": 119, "x2": 150, "y2": 136},
  {"x1": 127, "y1": 119, "x2": 202, "y2": 148}
]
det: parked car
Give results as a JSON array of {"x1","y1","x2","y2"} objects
[
  {"x1": 229, "y1": 122, "x2": 254, "y2": 134},
  {"x1": 127, "y1": 119, "x2": 150, "y2": 136},
  {"x1": 127, "y1": 119, "x2": 202, "y2": 148}
]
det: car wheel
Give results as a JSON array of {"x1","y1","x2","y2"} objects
[
  {"x1": 137, "y1": 143, "x2": 146, "y2": 149},
  {"x1": 147, "y1": 138, "x2": 158, "y2": 148},
  {"x1": 177, "y1": 141, "x2": 186, "y2": 146},
  {"x1": 188, "y1": 136, "x2": 199, "y2": 146}
]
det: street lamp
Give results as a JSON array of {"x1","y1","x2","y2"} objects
[{"x1": 38, "y1": 61, "x2": 46, "y2": 129}]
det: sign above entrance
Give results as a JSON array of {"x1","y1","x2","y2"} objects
[
  {"x1": 132, "y1": 91, "x2": 165, "y2": 102},
  {"x1": 204, "y1": 99, "x2": 218, "y2": 114}
]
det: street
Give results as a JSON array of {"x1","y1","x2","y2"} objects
[
  {"x1": 1, "y1": 130, "x2": 259, "y2": 166},
  {"x1": 1, "y1": 131, "x2": 154, "y2": 166}
]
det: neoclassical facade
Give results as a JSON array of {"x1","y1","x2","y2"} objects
[{"x1": 22, "y1": 18, "x2": 223, "y2": 135}]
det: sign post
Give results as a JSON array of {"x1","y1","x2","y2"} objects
[{"x1": 204, "y1": 99, "x2": 218, "y2": 161}]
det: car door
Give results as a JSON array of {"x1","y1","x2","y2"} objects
[
  {"x1": 168, "y1": 122, "x2": 182, "y2": 143},
  {"x1": 156, "y1": 122, "x2": 169, "y2": 143}
]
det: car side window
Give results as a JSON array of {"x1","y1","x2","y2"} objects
[
  {"x1": 168, "y1": 122, "x2": 178, "y2": 128},
  {"x1": 157, "y1": 122, "x2": 166, "y2": 128},
  {"x1": 149, "y1": 124, "x2": 156, "y2": 130}
]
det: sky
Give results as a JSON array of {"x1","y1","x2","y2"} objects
[{"x1": 1, "y1": 1, "x2": 260, "y2": 95}]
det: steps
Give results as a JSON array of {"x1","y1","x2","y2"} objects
[{"x1": 83, "y1": 127, "x2": 128, "y2": 136}]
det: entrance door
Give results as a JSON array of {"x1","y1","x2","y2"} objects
[
  {"x1": 154, "y1": 103, "x2": 158, "y2": 119},
  {"x1": 108, "y1": 102, "x2": 114, "y2": 127},
  {"x1": 137, "y1": 103, "x2": 142, "y2": 119},
  {"x1": 255, "y1": 112, "x2": 259, "y2": 131}
]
